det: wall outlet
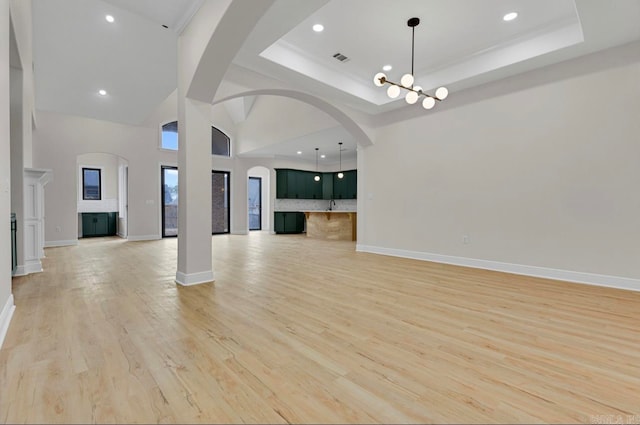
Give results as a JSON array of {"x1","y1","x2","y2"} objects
[
  {"x1": 463, "y1": 235, "x2": 469, "y2": 244},
  {"x1": 56, "y1": 226, "x2": 61, "y2": 233}
]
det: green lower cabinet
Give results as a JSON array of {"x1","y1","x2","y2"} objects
[
  {"x1": 274, "y1": 212, "x2": 305, "y2": 234},
  {"x1": 82, "y1": 212, "x2": 117, "y2": 237}
]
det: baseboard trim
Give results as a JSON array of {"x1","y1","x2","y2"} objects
[
  {"x1": 0, "y1": 294, "x2": 16, "y2": 349},
  {"x1": 175, "y1": 270, "x2": 214, "y2": 286},
  {"x1": 356, "y1": 244, "x2": 640, "y2": 292},
  {"x1": 45, "y1": 240, "x2": 78, "y2": 248},
  {"x1": 13, "y1": 260, "x2": 43, "y2": 276},
  {"x1": 13, "y1": 265, "x2": 26, "y2": 276},
  {"x1": 127, "y1": 235, "x2": 161, "y2": 242}
]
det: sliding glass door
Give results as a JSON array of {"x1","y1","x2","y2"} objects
[
  {"x1": 212, "y1": 171, "x2": 230, "y2": 234},
  {"x1": 161, "y1": 166, "x2": 178, "y2": 237}
]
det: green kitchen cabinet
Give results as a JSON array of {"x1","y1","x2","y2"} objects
[
  {"x1": 290, "y1": 170, "x2": 306, "y2": 198},
  {"x1": 322, "y1": 172, "x2": 333, "y2": 199},
  {"x1": 274, "y1": 212, "x2": 305, "y2": 234},
  {"x1": 82, "y1": 212, "x2": 117, "y2": 237},
  {"x1": 346, "y1": 170, "x2": 357, "y2": 199},
  {"x1": 276, "y1": 169, "x2": 322, "y2": 199},
  {"x1": 333, "y1": 170, "x2": 357, "y2": 199},
  {"x1": 276, "y1": 168, "x2": 357, "y2": 200},
  {"x1": 304, "y1": 172, "x2": 323, "y2": 199},
  {"x1": 276, "y1": 169, "x2": 289, "y2": 198}
]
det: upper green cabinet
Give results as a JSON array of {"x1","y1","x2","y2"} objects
[
  {"x1": 276, "y1": 169, "x2": 324, "y2": 199},
  {"x1": 322, "y1": 172, "x2": 333, "y2": 200},
  {"x1": 276, "y1": 168, "x2": 356, "y2": 200},
  {"x1": 332, "y1": 170, "x2": 357, "y2": 199}
]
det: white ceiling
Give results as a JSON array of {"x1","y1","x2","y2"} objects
[
  {"x1": 31, "y1": 0, "x2": 640, "y2": 158},
  {"x1": 260, "y1": 0, "x2": 581, "y2": 106},
  {"x1": 102, "y1": 0, "x2": 202, "y2": 33},
  {"x1": 238, "y1": 125, "x2": 357, "y2": 165}
]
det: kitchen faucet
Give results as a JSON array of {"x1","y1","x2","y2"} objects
[{"x1": 328, "y1": 199, "x2": 336, "y2": 211}]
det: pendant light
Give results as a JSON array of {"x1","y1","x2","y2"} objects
[
  {"x1": 314, "y1": 148, "x2": 320, "y2": 181},
  {"x1": 337, "y1": 142, "x2": 344, "y2": 179},
  {"x1": 373, "y1": 17, "x2": 448, "y2": 110}
]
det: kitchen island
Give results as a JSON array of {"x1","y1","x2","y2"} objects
[{"x1": 303, "y1": 211, "x2": 357, "y2": 241}]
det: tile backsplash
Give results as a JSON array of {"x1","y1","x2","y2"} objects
[{"x1": 274, "y1": 198, "x2": 357, "y2": 212}]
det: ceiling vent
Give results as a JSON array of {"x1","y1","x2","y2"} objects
[{"x1": 332, "y1": 52, "x2": 350, "y2": 63}]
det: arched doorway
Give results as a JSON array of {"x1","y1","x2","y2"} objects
[{"x1": 76, "y1": 153, "x2": 129, "y2": 239}]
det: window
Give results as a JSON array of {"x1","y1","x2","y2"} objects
[
  {"x1": 211, "y1": 126, "x2": 230, "y2": 156},
  {"x1": 161, "y1": 166, "x2": 179, "y2": 237},
  {"x1": 161, "y1": 121, "x2": 178, "y2": 150},
  {"x1": 248, "y1": 177, "x2": 262, "y2": 231},
  {"x1": 212, "y1": 171, "x2": 230, "y2": 234},
  {"x1": 82, "y1": 168, "x2": 101, "y2": 200}
]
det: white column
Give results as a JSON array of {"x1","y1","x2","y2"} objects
[
  {"x1": 175, "y1": 94, "x2": 214, "y2": 286},
  {"x1": 19, "y1": 168, "x2": 52, "y2": 275},
  {"x1": 1, "y1": 0, "x2": 16, "y2": 348}
]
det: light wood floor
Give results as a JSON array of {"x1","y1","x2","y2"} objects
[{"x1": 1, "y1": 233, "x2": 640, "y2": 424}]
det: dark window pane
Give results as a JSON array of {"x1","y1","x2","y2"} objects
[
  {"x1": 82, "y1": 168, "x2": 101, "y2": 200},
  {"x1": 248, "y1": 177, "x2": 261, "y2": 230},
  {"x1": 212, "y1": 171, "x2": 230, "y2": 234},
  {"x1": 162, "y1": 166, "x2": 178, "y2": 237},
  {"x1": 211, "y1": 126, "x2": 230, "y2": 156}
]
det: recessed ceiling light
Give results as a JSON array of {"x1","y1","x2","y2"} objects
[
  {"x1": 312, "y1": 24, "x2": 324, "y2": 32},
  {"x1": 503, "y1": 12, "x2": 518, "y2": 21},
  {"x1": 382, "y1": 65, "x2": 392, "y2": 71},
  {"x1": 296, "y1": 151, "x2": 302, "y2": 155},
  {"x1": 321, "y1": 154, "x2": 326, "y2": 159},
  {"x1": 98, "y1": 89, "x2": 107, "y2": 96},
  {"x1": 105, "y1": 15, "x2": 115, "y2": 23}
]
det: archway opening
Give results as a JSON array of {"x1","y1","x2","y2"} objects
[{"x1": 76, "y1": 153, "x2": 129, "y2": 239}]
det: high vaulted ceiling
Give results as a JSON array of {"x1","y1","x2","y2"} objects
[{"x1": 31, "y1": 0, "x2": 640, "y2": 159}]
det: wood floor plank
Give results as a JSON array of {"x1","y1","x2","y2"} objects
[{"x1": 2, "y1": 233, "x2": 640, "y2": 423}]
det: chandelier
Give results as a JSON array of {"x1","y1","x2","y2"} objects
[{"x1": 373, "y1": 17, "x2": 448, "y2": 110}]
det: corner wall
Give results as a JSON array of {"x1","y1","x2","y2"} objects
[
  {"x1": 358, "y1": 43, "x2": 640, "y2": 287},
  {"x1": 0, "y1": 0, "x2": 14, "y2": 348}
]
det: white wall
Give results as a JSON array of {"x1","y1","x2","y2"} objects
[
  {"x1": 9, "y1": 0, "x2": 33, "y2": 167},
  {"x1": 359, "y1": 43, "x2": 640, "y2": 283},
  {"x1": 33, "y1": 111, "x2": 177, "y2": 244},
  {"x1": 9, "y1": 66, "x2": 23, "y2": 268},
  {"x1": 236, "y1": 95, "x2": 340, "y2": 154},
  {"x1": 0, "y1": 0, "x2": 14, "y2": 346},
  {"x1": 77, "y1": 152, "x2": 119, "y2": 213}
]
